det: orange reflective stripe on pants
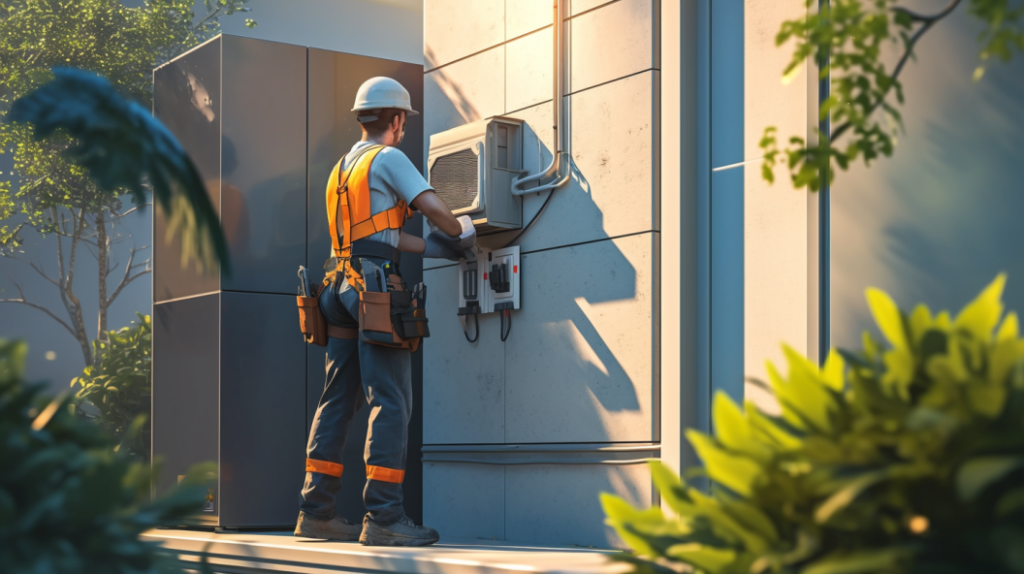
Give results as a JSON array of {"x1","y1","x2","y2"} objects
[
  {"x1": 306, "y1": 458, "x2": 343, "y2": 477},
  {"x1": 366, "y1": 465, "x2": 405, "y2": 483}
]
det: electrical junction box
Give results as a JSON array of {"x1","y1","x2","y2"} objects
[
  {"x1": 458, "y1": 245, "x2": 520, "y2": 319},
  {"x1": 428, "y1": 117, "x2": 524, "y2": 235}
]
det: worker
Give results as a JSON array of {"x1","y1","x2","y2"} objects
[{"x1": 295, "y1": 77, "x2": 473, "y2": 546}]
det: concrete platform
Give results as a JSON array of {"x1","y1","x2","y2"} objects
[{"x1": 147, "y1": 529, "x2": 630, "y2": 574}]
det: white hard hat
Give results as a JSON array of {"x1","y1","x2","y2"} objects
[{"x1": 352, "y1": 77, "x2": 419, "y2": 121}]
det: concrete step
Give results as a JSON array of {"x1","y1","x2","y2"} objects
[{"x1": 146, "y1": 528, "x2": 629, "y2": 574}]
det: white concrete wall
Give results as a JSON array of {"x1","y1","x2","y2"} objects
[
  {"x1": 421, "y1": 0, "x2": 817, "y2": 549},
  {"x1": 217, "y1": 0, "x2": 423, "y2": 64},
  {"x1": 742, "y1": 0, "x2": 815, "y2": 413},
  {"x1": 422, "y1": 0, "x2": 659, "y2": 549}
]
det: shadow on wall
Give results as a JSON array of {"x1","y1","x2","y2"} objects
[
  {"x1": 832, "y1": 6, "x2": 1024, "y2": 349},
  {"x1": 426, "y1": 49, "x2": 648, "y2": 438},
  {"x1": 424, "y1": 46, "x2": 479, "y2": 125}
]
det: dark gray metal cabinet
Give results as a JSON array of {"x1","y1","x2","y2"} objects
[{"x1": 152, "y1": 35, "x2": 424, "y2": 528}]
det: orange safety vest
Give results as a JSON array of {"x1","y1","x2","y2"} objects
[{"x1": 326, "y1": 145, "x2": 413, "y2": 289}]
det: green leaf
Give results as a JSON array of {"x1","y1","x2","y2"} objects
[
  {"x1": 996, "y1": 488, "x2": 1024, "y2": 517},
  {"x1": 866, "y1": 287, "x2": 908, "y2": 351},
  {"x1": 821, "y1": 349, "x2": 845, "y2": 392},
  {"x1": 666, "y1": 543, "x2": 739, "y2": 571},
  {"x1": 601, "y1": 493, "x2": 667, "y2": 557},
  {"x1": 802, "y1": 547, "x2": 912, "y2": 574},
  {"x1": 997, "y1": 312, "x2": 1020, "y2": 342},
  {"x1": 955, "y1": 274, "x2": 1006, "y2": 342},
  {"x1": 713, "y1": 392, "x2": 773, "y2": 463},
  {"x1": 814, "y1": 469, "x2": 888, "y2": 523},
  {"x1": 687, "y1": 431, "x2": 764, "y2": 498},
  {"x1": 957, "y1": 456, "x2": 1024, "y2": 501}
]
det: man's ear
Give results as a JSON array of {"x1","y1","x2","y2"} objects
[{"x1": 392, "y1": 113, "x2": 403, "y2": 133}]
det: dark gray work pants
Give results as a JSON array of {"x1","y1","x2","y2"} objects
[{"x1": 299, "y1": 277, "x2": 412, "y2": 525}]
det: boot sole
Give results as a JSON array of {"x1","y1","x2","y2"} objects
[
  {"x1": 359, "y1": 535, "x2": 439, "y2": 546},
  {"x1": 294, "y1": 527, "x2": 361, "y2": 542}
]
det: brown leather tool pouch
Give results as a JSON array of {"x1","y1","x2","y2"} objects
[
  {"x1": 299, "y1": 283, "x2": 358, "y2": 346},
  {"x1": 358, "y1": 290, "x2": 418, "y2": 352},
  {"x1": 358, "y1": 286, "x2": 427, "y2": 352},
  {"x1": 297, "y1": 286, "x2": 328, "y2": 347}
]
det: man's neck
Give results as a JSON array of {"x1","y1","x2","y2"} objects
[{"x1": 361, "y1": 133, "x2": 390, "y2": 146}]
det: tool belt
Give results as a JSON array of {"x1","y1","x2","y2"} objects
[
  {"x1": 351, "y1": 242, "x2": 429, "y2": 352},
  {"x1": 297, "y1": 282, "x2": 357, "y2": 347}
]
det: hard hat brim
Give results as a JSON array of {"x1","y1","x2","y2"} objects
[{"x1": 350, "y1": 104, "x2": 419, "y2": 116}]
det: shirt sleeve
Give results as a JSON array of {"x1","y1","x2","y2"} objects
[{"x1": 377, "y1": 147, "x2": 433, "y2": 207}]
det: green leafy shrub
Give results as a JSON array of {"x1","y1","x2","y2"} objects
[
  {"x1": 72, "y1": 313, "x2": 152, "y2": 459},
  {"x1": 0, "y1": 338, "x2": 208, "y2": 573},
  {"x1": 603, "y1": 275, "x2": 1024, "y2": 573}
]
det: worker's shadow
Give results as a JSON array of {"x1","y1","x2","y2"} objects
[{"x1": 485, "y1": 148, "x2": 646, "y2": 441}]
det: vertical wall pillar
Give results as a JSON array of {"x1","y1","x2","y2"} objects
[{"x1": 659, "y1": 0, "x2": 701, "y2": 479}]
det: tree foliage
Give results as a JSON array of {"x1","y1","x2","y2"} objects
[
  {"x1": 0, "y1": 338, "x2": 210, "y2": 573},
  {"x1": 604, "y1": 275, "x2": 1024, "y2": 573},
  {"x1": 760, "y1": 0, "x2": 1024, "y2": 191},
  {"x1": 72, "y1": 313, "x2": 151, "y2": 460}
]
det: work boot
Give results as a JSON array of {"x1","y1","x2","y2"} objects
[
  {"x1": 359, "y1": 514, "x2": 440, "y2": 546},
  {"x1": 293, "y1": 512, "x2": 361, "y2": 541}
]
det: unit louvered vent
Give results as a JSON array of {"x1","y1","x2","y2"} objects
[{"x1": 430, "y1": 149, "x2": 479, "y2": 211}]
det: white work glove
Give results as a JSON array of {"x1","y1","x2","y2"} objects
[
  {"x1": 422, "y1": 215, "x2": 477, "y2": 261},
  {"x1": 453, "y1": 215, "x2": 477, "y2": 249}
]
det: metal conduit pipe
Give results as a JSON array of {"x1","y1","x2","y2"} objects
[{"x1": 511, "y1": 0, "x2": 571, "y2": 196}]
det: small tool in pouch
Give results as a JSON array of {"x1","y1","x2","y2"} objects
[
  {"x1": 297, "y1": 266, "x2": 311, "y2": 297},
  {"x1": 358, "y1": 259, "x2": 400, "y2": 346},
  {"x1": 296, "y1": 265, "x2": 328, "y2": 346}
]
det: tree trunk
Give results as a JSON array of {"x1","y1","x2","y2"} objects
[
  {"x1": 58, "y1": 208, "x2": 92, "y2": 366},
  {"x1": 96, "y1": 209, "x2": 108, "y2": 341}
]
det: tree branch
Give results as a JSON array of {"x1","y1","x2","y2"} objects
[
  {"x1": 106, "y1": 204, "x2": 151, "y2": 221},
  {"x1": 104, "y1": 245, "x2": 151, "y2": 308},
  {"x1": 191, "y1": 6, "x2": 228, "y2": 33},
  {"x1": 25, "y1": 260, "x2": 61, "y2": 288},
  {"x1": 831, "y1": 0, "x2": 964, "y2": 142},
  {"x1": 892, "y1": 0, "x2": 963, "y2": 23},
  {"x1": 0, "y1": 280, "x2": 77, "y2": 338}
]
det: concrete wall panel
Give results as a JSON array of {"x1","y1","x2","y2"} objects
[
  {"x1": 485, "y1": 72, "x2": 658, "y2": 254},
  {"x1": 153, "y1": 37, "x2": 221, "y2": 303},
  {"x1": 744, "y1": 0, "x2": 806, "y2": 162},
  {"x1": 152, "y1": 294, "x2": 220, "y2": 499},
  {"x1": 425, "y1": 1, "x2": 504, "y2": 69},
  {"x1": 507, "y1": 0, "x2": 553, "y2": 40},
  {"x1": 504, "y1": 463, "x2": 652, "y2": 549},
  {"x1": 572, "y1": 0, "x2": 617, "y2": 16},
  {"x1": 220, "y1": 36, "x2": 307, "y2": 295},
  {"x1": 505, "y1": 233, "x2": 656, "y2": 443},
  {"x1": 219, "y1": 292, "x2": 306, "y2": 528},
  {"x1": 424, "y1": 47, "x2": 505, "y2": 145},
  {"x1": 570, "y1": 0, "x2": 655, "y2": 94},
  {"x1": 423, "y1": 463, "x2": 505, "y2": 539},
  {"x1": 505, "y1": 27, "x2": 553, "y2": 113},
  {"x1": 423, "y1": 265, "x2": 506, "y2": 445},
  {"x1": 743, "y1": 0, "x2": 811, "y2": 412}
]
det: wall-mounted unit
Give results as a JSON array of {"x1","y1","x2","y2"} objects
[{"x1": 427, "y1": 117, "x2": 524, "y2": 235}]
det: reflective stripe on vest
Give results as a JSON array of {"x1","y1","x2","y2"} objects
[{"x1": 325, "y1": 145, "x2": 413, "y2": 289}]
